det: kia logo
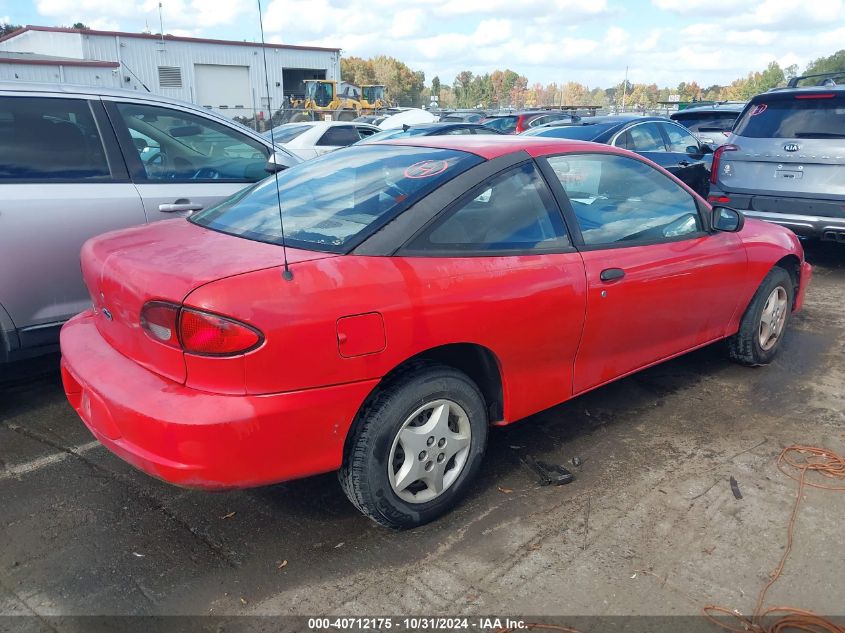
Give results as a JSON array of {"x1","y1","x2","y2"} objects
[{"x1": 783, "y1": 143, "x2": 800, "y2": 152}]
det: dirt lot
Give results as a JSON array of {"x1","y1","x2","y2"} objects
[{"x1": 1, "y1": 243, "x2": 843, "y2": 633}]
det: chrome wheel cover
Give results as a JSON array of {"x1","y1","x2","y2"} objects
[
  {"x1": 759, "y1": 286, "x2": 788, "y2": 351},
  {"x1": 387, "y1": 399, "x2": 472, "y2": 504}
]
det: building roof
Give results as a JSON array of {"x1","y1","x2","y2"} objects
[
  {"x1": 0, "y1": 25, "x2": 341, "y2": 53},
  {"x1": 0, "y1": 51, "x2": 118, "y2": 67}
]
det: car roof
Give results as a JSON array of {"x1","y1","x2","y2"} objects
[
  {"x1": 373, "y1": 134, "x2": 616, "y2": 160},
  {"x1": 756, "y1": 84, "x2": 845, "y2": 99},
  {"x1": 409, "y1": 122, "x2": 486, "y2": 131},
  {"x1": 485, "y1": 110, "x2": 572, "y2": 117},
  {"x1": 1, "y1": 79, "x2": 202, "y2": 106},
  {"x1": 672, "y1": 103, "x2": 746, "y2": 114}
]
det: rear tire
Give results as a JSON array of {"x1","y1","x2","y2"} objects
[
  {"x1": 339, "y1": 364, "x2": 488, "y2": 529},
  {"x1": 728, "y1": 267, "x2": 794, "y2": 366}
]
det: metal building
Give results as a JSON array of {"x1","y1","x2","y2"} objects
[{"x1": 0, "y1": 25, "x2": 341, "y2": 120}]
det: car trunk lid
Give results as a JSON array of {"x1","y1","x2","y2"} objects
[{"x1": 81, "y1": 219, "x2": 335, "y2": 383}]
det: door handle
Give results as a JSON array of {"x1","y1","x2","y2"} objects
[
  {"x1": 678, "y1": 160, "x2": 691, "y2": 167},
  {"x1": 159, "y1": 201, "x2": 204, "y2": 213},
  {"x1": 600, "y1": 268, "x2": 625, "y2": 282}
]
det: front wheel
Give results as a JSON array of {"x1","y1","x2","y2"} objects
[
  {"x1": 339, "y1": 364, "x2": 488, "y2": 528},
  {"x1": 728, "y1": 266, "x2": 794, "y2": 366}
]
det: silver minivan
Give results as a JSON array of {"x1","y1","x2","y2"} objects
[
  {"x1": 0, "y1": 82, "x2": 299, "y2": 363},
  {"x1": 708, "y1": 72, "x2": 845, "y2": 242}
]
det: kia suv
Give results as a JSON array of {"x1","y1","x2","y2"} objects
[{"x1": 708, "y1": 72, "x2": 845, "y2": 242}]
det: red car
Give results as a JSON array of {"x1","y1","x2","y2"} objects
[{"x1": 60, "y1": 136, "x2": 811, "y2": 528}]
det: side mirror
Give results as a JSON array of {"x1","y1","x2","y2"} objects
[
  {"x1": 712, "y1": 206, "x2": 745, "y2": 233},
  {"x1": 686, "y1": 145, "x2": 704, "y2": 156},
  {"x1": 699, "y1": 143, "x2": 714, "y2": 154},
  {"x1": 264, "y1": 150, "x2": 298, "y2": 174}
]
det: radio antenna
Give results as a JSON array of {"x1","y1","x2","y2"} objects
[{"x1": 256, "y1": 0, "x2": 293, "y2": 281}]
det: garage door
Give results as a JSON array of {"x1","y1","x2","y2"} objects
[{"x1": 194, "y1": 64, "x2": 251, "y2": 111}]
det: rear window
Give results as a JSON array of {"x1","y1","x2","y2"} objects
[
  {"x1": 190, "y1": 145, "x2": 483, "y2": 253},
  {"x1": 483, "y1": 116, "x2": 518, "y2": 133},
  {"x1": 671, "y1": 111, "x2": 738, "y2": 132},
  {"x1": 523, "y1": 124, "x2": 615, "y2": 141},
  {"x1": 733, "y1": 96, "x2": 845, "y2": 139},
  {"x1": 263, "y1": 124, "x2": 312, "y2": 143}
]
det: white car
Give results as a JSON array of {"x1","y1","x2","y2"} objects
[
  {"x1": 263, "y1": 121, "x2": 381, "y2": 160},
  {"x1": 378, "y1": 108, "x2": 438, "y2": 130}
]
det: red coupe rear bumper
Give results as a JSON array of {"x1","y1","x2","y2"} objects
[{"x1": 60, "y1": 311, "x2": 377, "y2": 489}]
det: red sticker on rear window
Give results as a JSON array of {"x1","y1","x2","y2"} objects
[
  {"x1": 750, "y1": 103, "x2": 768, "y2": 116},
  {"x1": 404, "y1": 160, "x2": 449, "y2": 179}
]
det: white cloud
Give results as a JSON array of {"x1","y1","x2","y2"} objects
[{"x1": 25, "y1": 0, "x2": 845, "y2": 89}]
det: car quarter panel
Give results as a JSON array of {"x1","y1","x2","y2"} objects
[
  {"x1": 182, "y1": 252, "x2": 588, "y2": 423},
  {"x1": 727, "y1": 218, "x2": 809, "y2": 332}
]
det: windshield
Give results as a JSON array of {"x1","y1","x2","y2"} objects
[
  {"x1": 483, "y1": 116, "x2": 518, "y2": 133},
  {"x1": 263, "y1": 124, "x2": 312, "y2": 143},
  {"x1": 672, "y1": 112, "x2": 738, "y2": 132},
  {"x1": 190, "y1": 145, "x2": 483, "y2": 253},
  {"x1": 522, "y1": 123, "x2": 615, "y2": 141},
  {"x1": 733, "y1": 96, "x2": 845, "y2": 138},
  {"x1": 356, "y1": 127, "x2": 431, "y2": 144},
  {"x1": 363, "y1": 86, "x2": 384, "y2": 102},
  {"x1": 306, "y1": 82, "x2": 334, "y2": 107}
]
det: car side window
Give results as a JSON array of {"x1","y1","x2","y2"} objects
[
  {"x1": 317, "y1": 126, "x2": 361, "y2": 146},
  {"x1": 547, "y1": 153, "x2": 702, "y2": 246},
  {"x1": 663, "y1": 123, "x2": 700, "y2": 153},
  {"x1": 114, "y1": 102, "x2": 270, "y2": 183},
  {"x1": 444, "y1": 127, "x2": 472, "y2": 135},
  {"x1": 404, "y1": 162, "x2": 570, "y2": 254},
  {"x1": 472, "y1": 127, "x2": 500, "y2": 135},
  {"x1": 356, "y1": 126, "x2": 377, "y2": 138},
  {"x1": 615, "y1": 122, "x2": 666, "y2": 152},
  {"x1": 0, "y1": 96, "x2": 111, "y2": 182}
]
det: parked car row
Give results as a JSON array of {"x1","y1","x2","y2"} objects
[{"x1": 2, "y1": 72, "x2": 843, "y2": 372}]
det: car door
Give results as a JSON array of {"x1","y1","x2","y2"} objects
[
  {"x1": 0, "y1": 94, "x2": 146, "y2": 344},
  {"x1": 315, "y1": 125, "x2": 363, "y2": 155},
  {"x1": 540, "y1": 152, "x2": 747, "y2": 394},
  {"x1": 105, "y1": 100, "x2": 272, "y2": 223},
  {"x1": 398, "y1": 161, "x2": 587, "y2": 418},
  {"x1": 658, "y1": 121, "x2": 710, "y2": 196}
]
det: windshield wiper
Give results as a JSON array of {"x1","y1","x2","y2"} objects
[{"x1": 793, "y1": 132, "x2": 845, "y2": 139}]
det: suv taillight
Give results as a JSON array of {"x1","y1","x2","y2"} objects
[
  {"x1": 140, "y1": 301, "x2": 263, "y2": 356},
  {"x1": 515, "y1": 115, "x2": 528, "y2": 134},
  {"x1": 710, "y1": 143, "x2": 738, "y2": 185}
]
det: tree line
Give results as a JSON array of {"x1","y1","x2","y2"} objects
[{"x1": 342, "y1": 50, "x2": 845, "y2": 110}]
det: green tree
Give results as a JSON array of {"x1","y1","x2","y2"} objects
[
  {"x1": 0, "y1": 23, "x2": 21, "y2": 37},
  {"x1": 805, "y1": 50, "x2": 845, "y2": 78},
  {"x1": 340, "y1": 56, "x2": 376, "y2": 88},
  {"x1": 72, "y1": 22, "x2": 90, "y2": 30},
  {"x1": 431, "y1": 76, "x2": 440, "y2": 99}
]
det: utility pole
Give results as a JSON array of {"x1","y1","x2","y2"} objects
[
  {"x1": 158, "y1": 2, "x2": 165, "y2": 42},
  {"x1": 621, "y1": 65, "x2": 628, "y2": 112}
]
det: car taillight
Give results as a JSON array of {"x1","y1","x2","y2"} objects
[
  {"x1": 515, "y1": 115, "x2": 527, "y2": 134},
  {"x1": 710, "y1": 143, "x2": 738, "y2": 184},
  {"x1": 179, "y1": 309, "x2": 262, "y2": 356},
  {"x1": 795, "y1": 93, "x2": 835, "y2": 99},
  {"x1": 140, "y1": 301, "x2": 180, "y2": 347},
  {"x1": 708, "y1": 195, "x2": 731, "y2": 204},
  {"x1": 140, "y1": 302, "x2": 262, "y2": 356}
]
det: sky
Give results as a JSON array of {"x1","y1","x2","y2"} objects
[{"x1": 2, "y1": 0, "x2": 844, "y2": 88}]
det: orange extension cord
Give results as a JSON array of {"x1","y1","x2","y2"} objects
[
  {"x1": 702, "y1": 443, "x2": 845, "y2": 633},
  {"x1": 493, "y1": 442, "x2": 845, "y2": 633}
]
